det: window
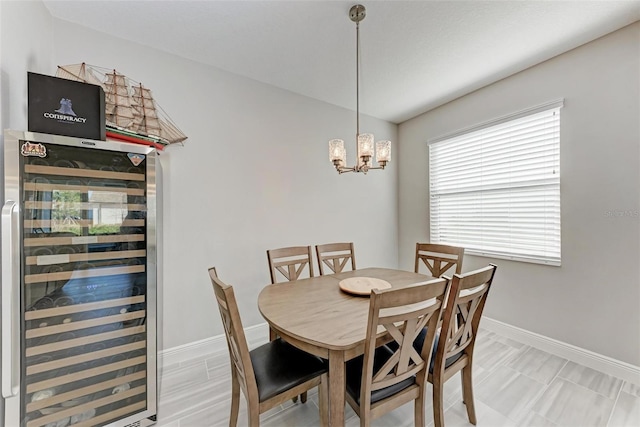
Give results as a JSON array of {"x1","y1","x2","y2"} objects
[{"x1": 429, "y1": 100, "x2": 562, "y2": 266}]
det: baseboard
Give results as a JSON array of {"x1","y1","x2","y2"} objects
[
  {"x1": 481, "y1": 316, "x2": 640, "y2": 384},
  {"x1": 158, "y1": 323, "x2": 269, "y2": 369}
]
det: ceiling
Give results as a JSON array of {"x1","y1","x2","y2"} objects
[{"x1": 43, "y1": 0, "x2": 640, "y2": 124}]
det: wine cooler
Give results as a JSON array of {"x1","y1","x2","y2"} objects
[{"x1": 2, "y1": 130, "x2": 158, "y2": 426}]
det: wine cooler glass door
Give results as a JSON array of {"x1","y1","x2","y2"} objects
[{"x1": 21, "y1": 139, "x2": 151, "y2": 427}]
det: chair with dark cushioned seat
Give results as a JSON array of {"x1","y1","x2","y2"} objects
[
  {"x1": 265, "y1": 245, "x2": 316, "y2": 403},
  {"x1": 429, "y1": 264, "x2": 497, "y2": 427},
  {"x1": 345, "y1": 277, "x2": 450, "y2": 427},
  {"x1": 414, "y1": 243, "x2": 464, "y2": 277},
  {"x1": 315, "y1": 242, "x2": 356, "y2": 275},
  {"x1": 208, "y1": 267, "x2": 328, "y2": 426}
]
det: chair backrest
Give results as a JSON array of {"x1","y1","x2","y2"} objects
[
  {"x1": 360, "y1": 278, "x2": 450, "y2": 410},
  {"x1": 208, "y1": 267, "x2": 258, "y2": 400},
  {"x1": 433, "y1": 264, "x2": 497, "y2": 376},
  {"x1": 315, "y1": 242, "x2": 356, "y2": 275},
  {"x1": 267, "y1": 246, "x2": 314, "y2": 283},
  {"x1": 414, "y1": 243, "x2": 464, "y2": 277}
]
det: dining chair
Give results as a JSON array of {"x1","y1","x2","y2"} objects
[
  {"x1": 344, "y1": 277, "x2": 450, "y2": 427},
  {"x1": 315, "y1": 242, "x2": 356, "y2": 275},
  {"x1": 208, "y1": 267, "x2": 328, "y2": 427},
  {"x1": 265, "y1": 245, "x2": 316, "y2": 403},
  {"x1": 429, "y1": 264, "x2": 497, "y2": 427},
  {"x1": 414, "y1": 243, "x2": 465, "y2": 277},
  {"x1": 266, "y1": 245, "x2": 315, "y2": 283}
]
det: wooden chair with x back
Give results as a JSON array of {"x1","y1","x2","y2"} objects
[
  {"x1": 208, "y1": 267, "x2": 328, "y2": 426},
  {"x1": 267, "y1": 245, "x2": 315, "y2": 283},
  {"x1": 429, "y1": 264, "x2": 497, "y2": 427},
  {"x1": 315, "y1": 242, "x2": 356, "y2": 275},
  {"x1": 344, "y1": 277, "x2": 450, "y2": 427},
  {"x1": 265, "y1": 245, "x2": 316, "y2": 403},
  {"x1": 414, "y1": 243, "x2": 465, "y2": 277}
]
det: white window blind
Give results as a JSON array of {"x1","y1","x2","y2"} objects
[{"x1": 429, "y1": 101, "x2": 562, "y2": 266}]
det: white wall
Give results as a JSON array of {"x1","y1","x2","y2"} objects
[
  {"x1": 398, "y1": 22, "x2": 640, "y2": 365},
  {"x1": 0, "y1": 0, "x2": 54, "y2": 420},
  {"x1": 0, "y1": 4, "x2": 398, "y2": 350},
  {"x1": 0, "y1": 0, "x2": 54, "y2": 190}
]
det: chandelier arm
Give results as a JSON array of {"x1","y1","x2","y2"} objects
[{"x1": 337, "y1": 166, "x2": 356, "y2": 174}]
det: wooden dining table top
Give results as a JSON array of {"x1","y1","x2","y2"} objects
[{"x1": 257, "y1": 267, "x2": 436, "y2": 353}]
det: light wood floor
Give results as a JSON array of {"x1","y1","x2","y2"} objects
[{"x1": 154, "y1": 328, "x2": 640, "y2": 426}]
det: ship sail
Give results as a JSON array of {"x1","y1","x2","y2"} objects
[
  {"x1": 56, "y1": 63, "x2": 104, "y2": 87},
  {"x1": 131, "y1": 84, "x2": 162, "y2": 137},
  {"x1": 55, "y1": 63, "x2": 187, "y2": 146},
  {"x1": 103, "y1": 70, "x2": 138, "y2": 129},
  {"x1": 159, "y1": 118, "x2": 188, "y2": 144}
]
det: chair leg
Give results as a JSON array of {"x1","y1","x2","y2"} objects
[
  {"x1": 229, "y1": 375, "x2": 240, "y2": 427},
  {"x1": 432, "y1": 377, "x2": 445, "y2": 427},
  {"x1": 461, "y1": 365, "x2": 477, "y2": 425},
  {"x1": 300, "y1": 391, "x2": 308, "y2": 403},
  {"x1": 319, "y1": 373, "x2": 329, "y2": 427},
  {"x1": 248, "y1": 403, "x2": 260, "y2": 427},
  {"x1": 249, "y1": 409, "x2": 260, "y2": 427},
  {"x1": 414, "y1": 393, "x2": 426, "y2": 427}
]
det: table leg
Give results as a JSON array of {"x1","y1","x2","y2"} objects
[{"x1": 328, "y1": 350, "x2": 345, "y2": 427}]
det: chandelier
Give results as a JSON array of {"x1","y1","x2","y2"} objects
[{"x1": 329, "y1": 4, "x2": 391, "y2": 174}]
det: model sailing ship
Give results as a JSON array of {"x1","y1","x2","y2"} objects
[{"x1": 56, "y1": 63, "x2": 187, "y2": 149}]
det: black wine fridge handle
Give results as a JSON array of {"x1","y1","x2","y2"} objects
[{"x1": 2, "y1": 200, "x2": 20, "y2": 398}]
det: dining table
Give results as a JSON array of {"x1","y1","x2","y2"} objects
[{"x1": 257, "y1": 267, "x2": 436, "y2": 427}]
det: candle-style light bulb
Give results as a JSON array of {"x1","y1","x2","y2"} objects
[
  {"x1": 329, "y1": 139, "x2": 346, "y2": 166},
  {"x1": 376, "y1": 140, "x2": 391, "y2": 165},
  {"x1": 358, "y1": 133, "x2": 374, "y2": 157}
]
